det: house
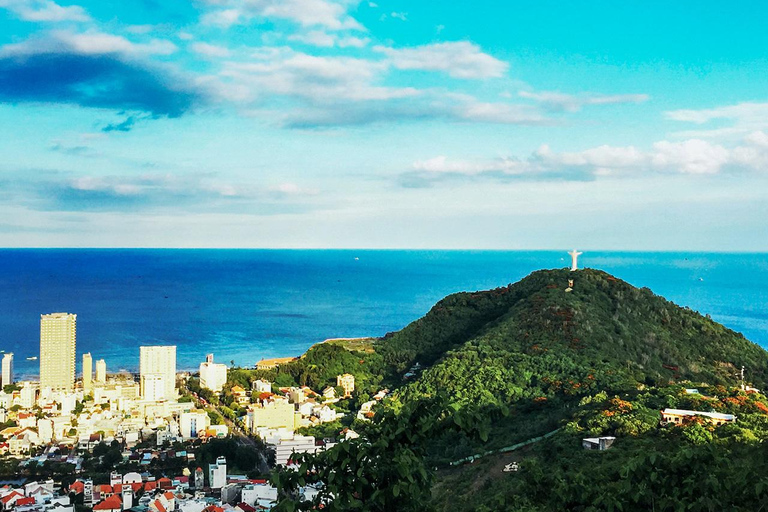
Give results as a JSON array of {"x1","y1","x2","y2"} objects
[
  {"x1": 336, "y1": 374, "x2": 354, "y2": 398},
  {"x1": 321, "y1": 387, "x2": 336, "y2": 401},
  {"x1": 92, "y1": 495, "x2": 121, "y2": 512},
  {"x1": 582, "y1": 436, "x2": 616, "y2": 450},
  {"x1": 661, "y1": 408, "x2": 736, "y2": 426},
  {"x1": 230, "y1": 386, "x2": 249, "y2": 406},
  {"x1": 1, "y1": 491, "x2": 25, "y2": 511}
]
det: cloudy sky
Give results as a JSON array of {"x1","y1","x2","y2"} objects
[{"x1": 1, "y1": 0, "x2": 767, "y2": 249}]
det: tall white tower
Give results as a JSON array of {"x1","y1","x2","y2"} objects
[
  {"x1": 40, "y1": 313, "x2": 76, "y2": 392},
  {"x1": 1, "y1": 353, "x2": 13, "y2": 389},
  {"x1": 82, "y1": 353, "x2": 92, "y2": 392},
  {"x1": 95, "y1": 359, "x2": 107, "y2": 383}
]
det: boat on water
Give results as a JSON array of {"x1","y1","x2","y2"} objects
[{"x1": 26, "y1": 356, "x2": 37, "y2": 361}]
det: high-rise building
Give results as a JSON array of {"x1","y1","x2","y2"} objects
[
  {"x1": 139, "y1": 346, "x2": 176, "y2": 400},
  {"x1": 40, "y1": 313, "x2": 76, "y2": 392},
  {"x1": 95, "y1": 359, "x2": 106, "y2": 382},
  {"x1": 82, "y1": 353, "x2": 92, "y2": 391},
  {"x1": 199, "y1": 354, "x2": 227, "y2": 393},
  {"x1": 209, "y1": 456, "x2": 226, "y2": 489},
  {"x1": 1, "y1": 353, "x2": 13, "y2": 389}
]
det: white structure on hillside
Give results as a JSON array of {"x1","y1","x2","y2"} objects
[
  {"x1": 2, "y1": 352, "x2": 13, "y2": 389},
  {"x1": 199, "y1": 354, "x2": 227, "y2": 393},
  {"x1": 209, "y1": 456, "x2": 227, "y2": 489},
  {"x1": 140, "y1": 346, "x2": 176, "y2": 400},
  {"x1": 568, "y1": 249, "x2": 583, "y2": 271}
]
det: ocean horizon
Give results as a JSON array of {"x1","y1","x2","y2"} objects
[{"x1": 2, "y1": 249, "x2": 767, "y2": 380}]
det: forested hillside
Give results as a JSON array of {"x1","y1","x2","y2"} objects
[{"x1": 272, "y1": 268, "x2": 768, "y2": 511}]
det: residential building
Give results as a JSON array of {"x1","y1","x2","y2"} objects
[
  {"x1": 95, "y1": 360, "x2": 106, "y2": 383},
  {"x1": 82, "y1": 353, "x2": 92, "y2": 392},
  {"x1": 241, "y1": 484, "x2": 278, "y2": 509},
  {"x1": 661, "y1": 408, "x2": 736, "y2": 426},
  {"x1": 140, "y1": 346, "x2": 176, "y2": 401},
  {"x1": 231, "y1": 386, "x2": 249, "y2": 406},
  {"x1": 336, "y1": 374, "x2": 355, "y2": 398},
  {"x1": 209, "y1": 457, "x2": 226, "y2": 490},
  {"x1": 247, "y1": 399, "x2": 296, "y2": 431},
  {"x1": 252, "y1": 380, "x2": 271, "y2": 394},
  {"x1": 1, "y1": 353, "x2": 12, "y2": 389},
  {"x1": 180, "y1": 411, "x2": 211, "y2": 439},
  {"x1": 19, "y1": 383, "x2": 35, "y2": 409},
  {"x1": 267, "y1": 435, "x2": 322, "y2": 466},
  {"x1": 40, "y1": 313, "x2": 77, "y2": 392},
  {"x1": 199, "y1": 355, "x2": 227, "y2": 393}
]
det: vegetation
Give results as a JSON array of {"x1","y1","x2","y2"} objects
[{"x1": 271, "y1": 268, "x2": 768, "y2": 511}]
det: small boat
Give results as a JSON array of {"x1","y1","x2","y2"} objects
[{"x1": 26, "y1": 356, "x2": 38, "y2": 361}]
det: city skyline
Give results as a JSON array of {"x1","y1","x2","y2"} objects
[{"x1": 0, "y1": 2, "x2": 767, "y2": 250}]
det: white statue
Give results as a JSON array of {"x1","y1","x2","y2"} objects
[{"x1": 568, "y1": 249, "x2": 583, "y2": 271}]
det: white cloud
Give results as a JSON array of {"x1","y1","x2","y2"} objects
[
  {"x1": 190, "y1": 42, "x2": 231, "y2": 58},
  {"x1": 1, "y1": 30, "x2": 178, "y2": 58},
  {"x1": 454, "y1": 100, "x2": 548, "y2": 124},
  {"x1": 651, "y1": 139, "x2": 730, "y2": 174},
  {"x1": 288, "y1": 30, "x2": 336, "y2": 47},
  {"x1": 0, "y1": 0, "x2": 90, "y2": 22},
  {"x1": 201, "y1": 8, "x2": 242, "y2": 28},
  {"x1": 200, "y1": 0, "x2": 363, "y2": 31},
  {"x1": 519, "y1": 90, "x2": 649, "y2": 112},
  {"x1": 222, "y1": 51, "x2": 418, "y2": 102},
  {"x1": 288, "y1": 30, "x2": 369, "y2": 48},
  {"x1": 375, "y1": 41, "x2": 508, "y2": 79},
  {"x1": 665, "y1": 102, "x2": 768, "y2": 139},
  {"x1": 403, "y1": 131, "x2": 768, "y2": 187},
  {"x1": 413, "y1": 155, "x2": 526, "y2": 175}
]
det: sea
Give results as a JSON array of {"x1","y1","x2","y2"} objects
[{"x1": 1, "y1": 249, "x2": 767, "y2": 379}]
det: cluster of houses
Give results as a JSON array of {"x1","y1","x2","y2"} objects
[
  {"x1": 0, "y1": 375, "x2": 230, "y2": 459},
  {"x1": 0, "y1": 460, "x2": 321, "y2": 512}
]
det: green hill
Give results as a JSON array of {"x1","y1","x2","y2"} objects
[
  {"x1": 272, "y1": 268, "x2": 768, "y2": 512},
  {"x1": 379, "y1": 268, "x2": 768, "y2": 391}
]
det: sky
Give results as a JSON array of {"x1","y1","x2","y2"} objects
[{"x1": 0, "y1": 0, "x2": 767, "y2": 250}]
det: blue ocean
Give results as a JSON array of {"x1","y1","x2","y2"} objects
[{"x1": 1, "y1": 250, "x2": 767, "y2": 379}]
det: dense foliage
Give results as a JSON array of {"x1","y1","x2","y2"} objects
[{"x1": 270, "y1": 268, "x2": 768, "y2": 511}]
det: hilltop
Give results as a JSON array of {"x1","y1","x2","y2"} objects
[
  {"x1": 270, "y1": 268, "x2": 768, "y2": 511},
  {"x1": 378, "y1": 267, "x2": 768, "y2": 390}
]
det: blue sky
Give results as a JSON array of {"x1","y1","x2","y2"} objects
[{"x1": 1, "y1": 0, "x2": 767, "y2": 249}]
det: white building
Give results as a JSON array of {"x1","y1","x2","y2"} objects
[
  {"x1": 199, "y1": 354, "x2": 227, "y2": 393},
  {"x1": 252, "y1": 380, "x2": 271, "y2": 394},
  {"x1": 95, "y1": 359, "x2": 106, "y2": 383},
  {"x1": 1, "y1": 353, "x2": 13, "y2": 389},
  {"x1": 268, "y1": 435, "x2": 323, "y2": 466},
  {"x1": 19, "y1": 383, "x2": 36, "y2": 409},
  {"x1": 140, "y1": 346, "x2": 177, "y2": 400},
  {"x1": 209, "y1": 456, "x2": 226, "y2": 489},
  {"x1": 241, "y1": 483, "x2": 278, "y2": 509},
  {"x1": 82, "y1": 353, "x2": 92, "y2": 392},
  {"x1": 141, "y1": 374, "x2": 166, "y2": 402},
  {"x1": 40, "y1": 313, "x2": 76, "y2": 392},
  {"x1": 180, "y1": 410, "x2": 210, "y2": 439}
]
